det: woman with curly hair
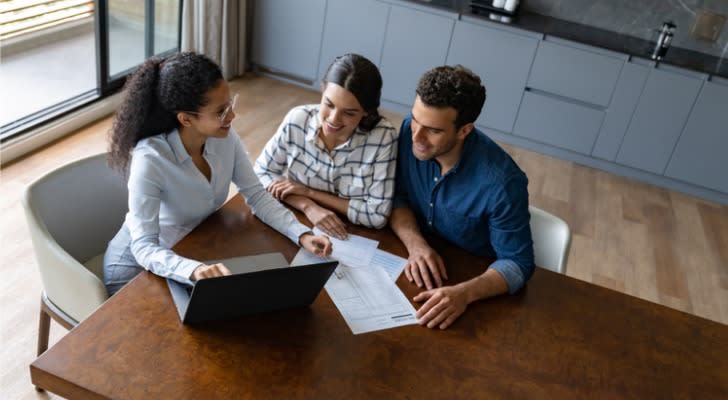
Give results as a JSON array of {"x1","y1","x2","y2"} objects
[
  {"x1": 104, "y1": 52, "x2": 331, "y2": 296},
  {"x1": 254, "y1": 54, "x2": 398, "y2": 240}
]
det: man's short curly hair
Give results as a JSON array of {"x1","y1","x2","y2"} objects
[{"x1": 415, "y1": 65, "x2": 486, "y2": 129}]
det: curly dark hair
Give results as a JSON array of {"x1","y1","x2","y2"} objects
[
  {"x1": 321, "y1": 53, "x2": 383, "y2": 131},
  {"x1": 415, "y1": 65, "x2": 486, "y2": 129},
  {"x1": 108, "y1": 52, "x2": 223, "y2": 171}
]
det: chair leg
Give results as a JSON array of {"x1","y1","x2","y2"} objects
[
  {"x1": 36, "y1": 296, "x2": 51, "y2": 392},
  {"x1": 37, "y1": 298, "x2": 51, "y2": 356}
]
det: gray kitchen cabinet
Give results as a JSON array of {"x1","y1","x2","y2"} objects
[
  {"x1": 665, "y1": 80, "x2": 728, "y2": 193},
  {"x1": 616, "y1": 66, "x2": 704, "y2": 175},
  {"x1": 317, "y1": 0, "x2": 389, "y2": 80},
  {"x1": 447, "y1": 19, "x2": 539, "y2": 133},
  {"x1": 251, "y1": 0, "x2": 326, "y2": 83},
  {"x1": 379, "y1": 4, "x2": 455, "y2": 106},
  {"x1": 527, "y1": 39, "x2": 625, "y2": 107},
  {"x1": 592, "y1": 60, "x2": 651, "y2": 161},
  {"x1": 513, "y1": 91, "x2": 605, "y2": 154}
]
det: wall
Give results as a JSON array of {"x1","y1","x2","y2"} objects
[{"x1": 523, "y1": 0, "x2": 728, "y2": 58}]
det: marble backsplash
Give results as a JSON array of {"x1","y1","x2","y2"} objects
[{"x1": 522, "y1": 0, "x2": 728, "y2": 59}]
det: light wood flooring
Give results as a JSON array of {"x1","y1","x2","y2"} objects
[{"x1": 1, "y1": 73, "x2": 727, "y2": 399}]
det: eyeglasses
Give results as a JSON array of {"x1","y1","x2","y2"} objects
[{"x1": 183, "y1": 93, "x2": 239, "y2": 124}]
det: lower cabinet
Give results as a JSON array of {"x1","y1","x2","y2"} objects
[
  {"x1": 615, "y1": 66, "x2": 703, "y2": 175},
  {"x1": 665, "y1": 80, "x2": 728, "y2": 193},
  {"x1": 379, "y1": 4, "x2": 455, "y2": 106},
  {"x1": 251, "y1": 0, "x2": 326, "y2": 82},
  {"x1": 513, "y1": 91, "x2": 605, "y2": 155},
  {"x1": 446, "y1": 19, "x2": 539, "y2": 133},
  {"x1": 317, "y1": 0, "x2": 389, "y2": 79}
]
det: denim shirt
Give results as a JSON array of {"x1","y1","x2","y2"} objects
[{"x1": 394, "y1": 116, "x2": 535, "y2": 293}]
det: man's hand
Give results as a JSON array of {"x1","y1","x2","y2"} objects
[
  {"x1": 268, "y1": 178, "x2": 310, "y2": 200},
  {"x1": 304, "y1": 204, "x2": 348, "y2": 240},
  {"x1": 405, "y1": 242, "x2": 448, "y2": 289},
  {"x1": 299, "y1": 233, "x2": 333, "y2": 257},
  {"x1": 414, "y1": 285, "x2": 469, "y2": 330},
  {"x1": 191, "y1": 263, "x2": 232, "y2": 281}
]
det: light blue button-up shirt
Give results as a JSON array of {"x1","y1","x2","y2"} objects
[{"x1": 124, "y1": 128, "x2": 310, "y2": 285}]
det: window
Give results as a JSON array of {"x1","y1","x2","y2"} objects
[{"x1": 0, "y1": 0, "x2": 181, "y2": 141}]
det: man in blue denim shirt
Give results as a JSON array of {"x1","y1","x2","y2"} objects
[{"x1": 391, "y1": 65, "x2": 534, "y2": 330}]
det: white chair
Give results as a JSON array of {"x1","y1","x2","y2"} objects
[
  {"x1": 22, "y1": 153, "x2": 128, "y2": 363},
  {"x1": 529, "y1": 206, "x2": 571, "y2": 274}
]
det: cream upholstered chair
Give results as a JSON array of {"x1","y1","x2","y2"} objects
[
  {"x1": 23, "y1": 153, "x2": 128, "y2": 362},
  {"x1": 529, "y1": 206, "x2": 571, "y2": 274}
]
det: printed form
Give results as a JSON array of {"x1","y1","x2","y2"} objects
[{"x1": 292, "y1": 233, "x2": 416, "y2": 334}]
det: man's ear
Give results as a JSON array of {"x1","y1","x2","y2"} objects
[
  {"x1": 457, "y1": 122, "x2": 474, "y2": 140},
  {"x1": 177, "y1": 112, "x2": 193, "y2": 127}
]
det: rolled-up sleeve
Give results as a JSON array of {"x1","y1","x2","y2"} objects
[
  {"x1": 347, "y1": 132, "x2": 397, "y2": 229},
  {"x1": 254, "y1": 115, "x2": 291, "y2": 188},
  {"x1": 487, "y1": 173, "x2": 535, "y2": 293}
]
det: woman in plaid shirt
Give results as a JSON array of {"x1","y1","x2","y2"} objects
[{"x1": 254, "y1": 54, "x2": 398, "y2": 240}]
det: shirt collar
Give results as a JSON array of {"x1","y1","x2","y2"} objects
[
  {"x1": 305, "y1": 105, "x2": 358, "y2": 150},
  {"x1": 167, "y1": 129, "x2": 190, "y2": 164},
  {"x1": 444, "y1": 129, "x2": 478, "y2": 174},
  {"x1": 166, "y1": 128, "x2": 217, "y2": 163},
  {"x1": 305, "y1": 106, "x2": 322, "y2": 143}
]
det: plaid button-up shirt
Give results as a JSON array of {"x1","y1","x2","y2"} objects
[{"x1": 254, "y1": 105, "x2": 398, "y2": 228}]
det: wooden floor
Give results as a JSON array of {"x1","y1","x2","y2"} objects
[{"x1": 2, "y1": 74, "x2": 727, "y2": 399}]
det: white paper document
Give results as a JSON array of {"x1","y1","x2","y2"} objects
[
  {"x1": 312, "y1": 227, "x2": 378, "y2": 267},
  {"x1": 370, "y1": 250, "x2": 408, "y2": 281},
  {"x1": 290, "y1": 246, "x2": 406, "y2": 281},
  {"x1": 292, "y1": 248, "x2": 417, "y2": 334}
]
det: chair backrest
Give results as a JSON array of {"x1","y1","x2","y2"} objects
[
  {"x1": 529, "y1": 206, "x2": 571, "y2": 274},
  {"x1": 22, "y1": 153, "x2": 128, "y2": 322}
]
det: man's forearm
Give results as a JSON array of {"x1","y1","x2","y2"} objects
[
  {"x1": 457, "y1": 268, "x2": 509, "y2": 304},
  {"x1": 390, "y1": 207, "x2": 429, "y2": 251}
]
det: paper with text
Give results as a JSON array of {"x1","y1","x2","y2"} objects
[
  {"x1": 292, "y1": 248, "x2": 417, "y2": 334},
  {"x1": 312, "y1": 228, "x2": 378, "y2": 267}
]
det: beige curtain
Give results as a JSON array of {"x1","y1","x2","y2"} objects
[{"x1": 181, "y1": 0, "x2": 248, "y2": 80}]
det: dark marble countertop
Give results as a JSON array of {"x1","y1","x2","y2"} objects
[{"x1": 401, "y1": 0, "x2": 728, "y2": 79}]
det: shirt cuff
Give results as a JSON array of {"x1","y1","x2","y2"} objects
[
  {"x1": 488, "y1": 259, "x2": 526, "y2": 294},
  {"x1": 174, "y1": 258, "x2": 203, "y2": 286},
  {"x1": 285, "y1": 222, "x2": 313, "y2": 245}
]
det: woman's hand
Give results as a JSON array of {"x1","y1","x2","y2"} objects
[
  {"x1": 299, "y1": 233, "x2": 333, "y2": 257},
  {"x1": 190, "y1": 263, "x2": 232, "y2": 281},
  {"x1": 303, "y1": 204, "x2": 348, "y2": 240},
  {"x1": 268, "y1": 178, "x2": 310, "y2": 200}
]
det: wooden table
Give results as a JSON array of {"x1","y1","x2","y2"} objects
[{"x1": 31, "y1": 195, "x2": 728, "y2": 399}]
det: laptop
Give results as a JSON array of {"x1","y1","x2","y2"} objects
[{"x1": 166, "y1": 252, "x2": 338, "y2": 324}]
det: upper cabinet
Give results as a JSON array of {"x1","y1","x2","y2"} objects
[
  {"x1": 379, "y1": 4, "x2": 455, "y2": 106},
  {"x1": 251, "y1": 0, "x2": 326, "y2": 83},
  {"x1": 665, "y1": 80, "x2": 728, "y2": 193},
  {"x1": 318, "y1": 0, "x2": 389, "y2": 80},
  {"x1": 615, "y1": 66, "x2": 704, "y2": 175},
  {"x1": 447, "y1": 19, "x2": 539, "y2": 133}
]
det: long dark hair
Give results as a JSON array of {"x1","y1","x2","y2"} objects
[
  {"x1": 321, "y1": 53, "x2": 383, "y2": 131},
  {"x1": 108, "y1": 52, "x2": 223, "y2": 171}
]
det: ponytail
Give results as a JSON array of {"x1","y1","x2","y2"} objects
[{"x1": 108, "y1": 52, "x2": 223, "y2": 172}]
